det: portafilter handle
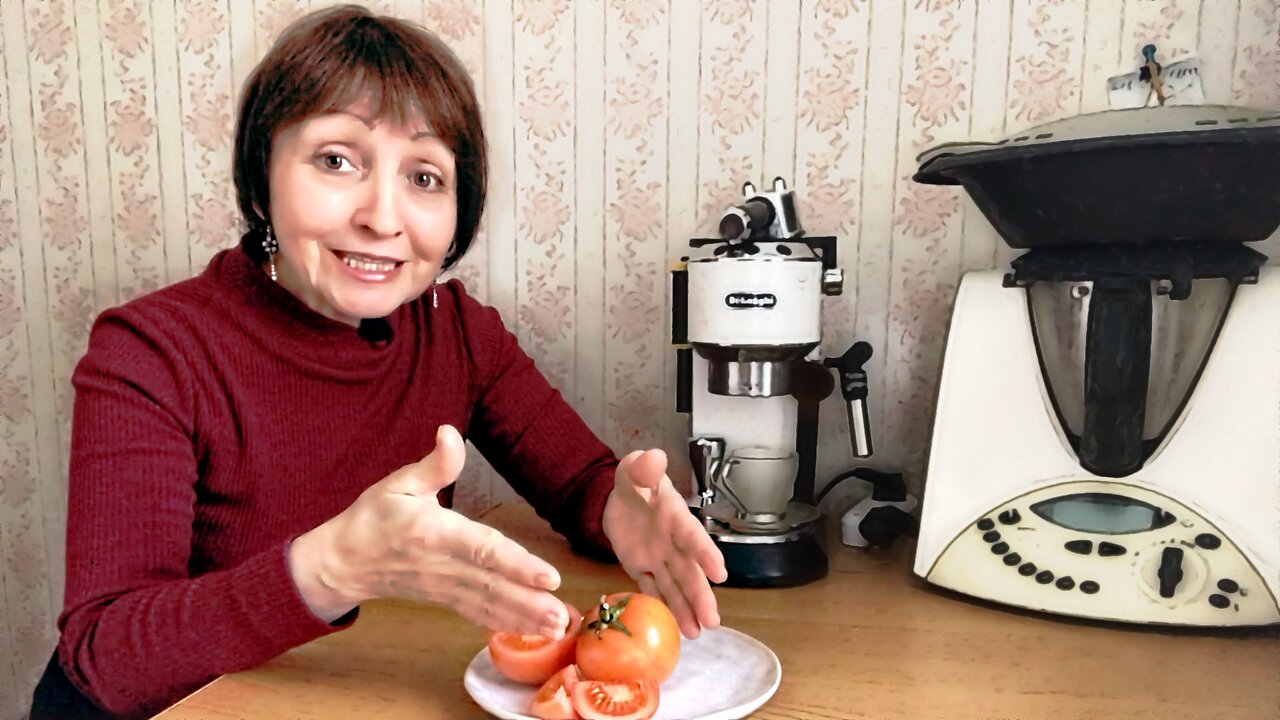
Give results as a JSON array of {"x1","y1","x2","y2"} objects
[
  {"x1": 688, "y1": 436, "x2": 726, "y2": 507},
  {"x1": 824, "y1": 342, "x2": 874, "y2": 458}
]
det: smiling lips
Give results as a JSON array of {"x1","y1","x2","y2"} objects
[{"x1": 334, "y1": 250, "x2": 403, "y2": 277}]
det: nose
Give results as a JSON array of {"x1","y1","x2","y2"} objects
[{"x1": 352, "y1": 169, "x2": 404, "y2": 239}]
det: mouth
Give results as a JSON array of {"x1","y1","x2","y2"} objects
[{"x1": 333, "y1": 250, "x2": 405, "y2": 273}]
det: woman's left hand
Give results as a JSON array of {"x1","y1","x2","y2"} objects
[{"x1": 602, "y1": 449, "x2": 729, "y2": 638}]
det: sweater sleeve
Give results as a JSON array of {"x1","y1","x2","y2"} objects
[
  {"x1": 454, "y1": 286, "x2": 618, "y2": 561},
  {"x1": 56, "y1": 310, "x2": 355, "y2": 718}
]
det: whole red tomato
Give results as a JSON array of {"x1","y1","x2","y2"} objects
[{"x1": 575, "y1": 593, "x2": 680, "y2": 685}]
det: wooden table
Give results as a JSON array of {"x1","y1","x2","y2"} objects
[{"x1": 157, "y1": 503, "x2": 1279, "y2": 720}]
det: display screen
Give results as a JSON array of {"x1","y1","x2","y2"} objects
[{"x1": 1030, "y1": 493, "x2": 1175, "y2": 535}]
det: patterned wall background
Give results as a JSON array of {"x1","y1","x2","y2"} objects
[{"x1": 1, "y1": 0, "x2": 1277, "y2": 714}]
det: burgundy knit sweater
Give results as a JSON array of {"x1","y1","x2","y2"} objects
[{"x1": 56, "y1": 248, "x2": 618, "y2": 716}]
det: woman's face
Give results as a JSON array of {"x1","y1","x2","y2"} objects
[{"x1": 266, "y1": 103, "x2": 457, "y2": 325}]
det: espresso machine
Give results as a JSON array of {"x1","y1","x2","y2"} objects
[
  {"x1": 670, "y1": 178, "x2": 877, "y2": 587},
  {"x1": 912, "y1": 104, "x2": 1280, "y2": 626}
]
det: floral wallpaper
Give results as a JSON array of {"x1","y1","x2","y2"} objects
[{"x1": 1, "y1": 0, "x2": 1278, "y2": 715}]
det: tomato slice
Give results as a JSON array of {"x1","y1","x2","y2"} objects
[
  {"x1": 569, "y1": 679, "x2": 659, "y2": 720},
  {"x1": 529, "y1": 665, "x2": 584, "y2": 720},
  {"x1": 487, "y1": 603, "x2": 582, "y2": 685}
]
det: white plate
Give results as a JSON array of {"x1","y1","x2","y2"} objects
[{"x1": 463, "y1": 626, "x2": 781, "y2": 720}]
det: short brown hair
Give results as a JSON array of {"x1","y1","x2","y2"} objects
[{"x1": 233, "y1": 4, "x2": 485, "y2": 269}]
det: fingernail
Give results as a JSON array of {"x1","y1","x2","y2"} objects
[
  {"x1": 534, "y1": 572, "x2": 560, "y2": 590},
  {"x1": 544, "y1": 610, "x2": 567, "y2": 638}
]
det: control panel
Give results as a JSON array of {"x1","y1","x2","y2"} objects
[{"x1": 923, "y1": 481, "x2": 1279, "y2": 625}]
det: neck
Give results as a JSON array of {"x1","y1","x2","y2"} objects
[{"x1": 268, "y1": 259, "x2": 362, "y2": 327}]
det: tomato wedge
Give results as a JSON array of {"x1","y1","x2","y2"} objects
[
  {"x1": 487, "y1": 603, "x2": 582, "y2": 685},
  {"x1": 570, "y1": 679, "x2": 659, "y2": 720},
  {"x1": 529, "y1": 665, "x2": 583, "y2": 720}
]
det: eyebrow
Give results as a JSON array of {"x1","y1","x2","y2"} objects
[{"x1": 331, "y1": 111, "x2": 437, "y2": 140}]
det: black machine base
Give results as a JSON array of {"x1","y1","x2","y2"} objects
[{"x1": 712, "y1": 533, "x2": 828, "y2": 589}]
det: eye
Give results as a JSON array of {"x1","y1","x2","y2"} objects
[
  {"x1": 317, "y1": 153, "x2": 354, "y2": 172},
  {"x1": 410, "y1": 170, "x2": 445, "y2": 191}
]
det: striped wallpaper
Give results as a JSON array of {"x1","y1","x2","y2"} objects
[{"x1": 1, "y1": 1, "x2": 1278, "y2": 715}]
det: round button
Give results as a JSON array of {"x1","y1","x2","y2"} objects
[
  {"x1": 1055, "y1": 576, "x2": 1076, "y2": 591},
  {"x1": 1035, "y1": 570, "x2": 1054, "y2": 584},
  {"x1": 977, "y1": 518, "x2": 995, "y2": 531},
  {"x1": 1080, "y1": 581, "x2": 1100, "y2": 594},
  {"x1": 1208, "y1": 594, "x2": 1231, "y2": 609},
  {"x1": 1003, "y1": 553, "x2": 1022, "y2": 566},
  {"x1": 991, "y1": 542, "x2": 1010, "y2": 554},
  {"x1": 1217, "y1": 579, "x2": 1239, "y2": 593},
  {"x1": 982, "y1": 531, "x2": 1001, "y2": 543},
  {"x1": 1018, "y1": 563, "x2": 1037, "y2": 576},
  {"x1": 998, "y1": 509, "x2": 1022, "y2": 525},
  {"x1": 1195, "y1": 533, "x2": 1221, "y2": 550}
]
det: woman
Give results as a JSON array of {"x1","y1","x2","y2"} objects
[{"x1": 31, "y1": 6, "x2": 726, "y2": 718}]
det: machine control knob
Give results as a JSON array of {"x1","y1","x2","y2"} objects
[
  {"x1": 998, "y1": 509, "x2": 1022, "y2": 525},
  {"x1": 1157, "y1": 546, "x2": 1185, "y2": 598}
]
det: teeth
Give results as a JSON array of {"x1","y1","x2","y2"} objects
[{"x1": 342, "y1": 255, "x2": 397, "y2": 272}]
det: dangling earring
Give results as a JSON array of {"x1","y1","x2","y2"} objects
[{"x1": 263, "y1": 225, "x2": 279, "y2": 282}]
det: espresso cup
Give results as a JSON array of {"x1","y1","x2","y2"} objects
[{"x1": 719, "y1": 446, "x2": 797, "y2": 517}]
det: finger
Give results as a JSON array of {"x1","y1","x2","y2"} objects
[
  {"x1": 652, "y1": 563, "x2": 700, "y2": 639},
  {"x1": 653, "y1": 485, "x2": 728, "y2": 584},
  {"x1": 633, "y1": 571, "x2": 661, "y2": 601},
  {"x1": 448, "y1": 577, "x2": 568, "y2": 637},
  {"x1": 419, "y1": 550, "x2": 568, "y2": 637},
  {"x1": 464, "y1": 571, "x2": 570, "y2": 638},
  {"x1": 617, "y1": 448, "x2": 668, "y2": 493},
  {"x1": 448, "y1": 520, "x2": 563, "y2": 593},
  {"x1": 669, "y1": 552, "x2": 721, "y2": 632},
  {"x1": 673, "y1": 514, "x2": 728, "y2": 584},
  {"x1": 408, "y1": 424, "x2": 468, "y2": 496}
]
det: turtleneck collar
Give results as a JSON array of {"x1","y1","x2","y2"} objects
[{"x1": 206, "y1": 248, "x2": 414, "y2": 374}]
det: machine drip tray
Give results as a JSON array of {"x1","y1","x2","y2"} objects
[{"x1": 701, "y1": 501, "x2": 821, "y2": 536}]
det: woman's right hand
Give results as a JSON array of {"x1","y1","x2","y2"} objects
[{"x1": 286, "y1": 425, "x2": 570, "y2": 638}]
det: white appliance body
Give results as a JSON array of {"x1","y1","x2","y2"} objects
[
  {"x1": 914, "y1": 269, "x2": 1280, "y2": 626},
  {"x1": 684, "y1": 253, "x2": 824, "y2": 456},
  {"x1": 685, "y1": 254, "x2": 823, "y2": 347}
]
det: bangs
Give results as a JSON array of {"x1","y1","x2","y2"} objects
[{"x1": 286, "y1": 20, "x2": 470, "y2": 148}]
